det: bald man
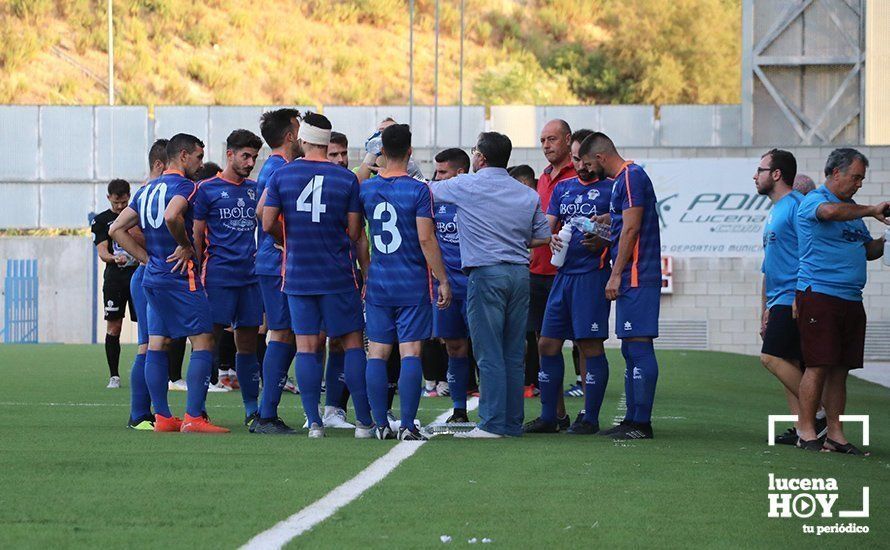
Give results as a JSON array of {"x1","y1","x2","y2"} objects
[{"x1": 528, "y1": 120, "x2": 577, "y2": 429}]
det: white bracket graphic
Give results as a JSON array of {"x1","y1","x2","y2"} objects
[
  {"x1": 767, "y1": 414, "x2": 869, "y2": 446},
  {"x1": 839, "y1": 487, "x2": 870, "y2": 518}
]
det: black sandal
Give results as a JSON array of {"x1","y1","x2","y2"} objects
[
  {"x1": 797, "y1": 437, "x2": 823, "y2": 452},
  {"x1": 823, "y1": 438, "x2": 870, "y2": 456}
]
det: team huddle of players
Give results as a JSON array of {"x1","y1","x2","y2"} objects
[{"x1": 108, "y1": 108, "x2": 663, "y2": 441}]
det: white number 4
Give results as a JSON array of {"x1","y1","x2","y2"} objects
[{"x1": 296, "y1": 175, "x2": 327, "y2": 223}]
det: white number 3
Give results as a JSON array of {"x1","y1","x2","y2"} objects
[{"x1": 372, "y1": 201, "x2": 402, "y2": 254}]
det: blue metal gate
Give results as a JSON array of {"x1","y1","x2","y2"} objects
[{"x1": 3, "y1": 259, "x2": 39, "y2": 343}]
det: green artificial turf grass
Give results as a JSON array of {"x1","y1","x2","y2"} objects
[{"x1": 0, "y1": 345, "x2": 887, "y2": 549}]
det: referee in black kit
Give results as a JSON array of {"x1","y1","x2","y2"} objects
[{"x1": 90, "y1": 179, "x2": 139, "y2": 389}]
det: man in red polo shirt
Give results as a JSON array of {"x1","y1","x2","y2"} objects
[{"x1": 527, "y1": 119, "x2": 576, "y2": 427}]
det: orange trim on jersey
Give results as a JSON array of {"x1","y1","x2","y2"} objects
[
  {"x1": 216, "y1": 172, "x2": 245, "y2": 186},
  {"x1": 163, "y1": 169, "x2": 185, "y2": 177},
  {"x1": 187, "y1": 260, "x2": 197, "y2": 291},
  {"x1": 622, "y1": 169, "x2": 633, "y2": 208},
  {"x1": 630, "y1": 237, "x2": 640, "y2": 288},
  {"x1": 201, "y1": 227, "x2": 210, "y2": 287},
  {"x1": 427, "y1": 267, "x2": 434, "y2": 302},
  {"x1": 186, "y1": 181, "x2": 199, "y2": 202},
  {"x1": 599, "y1": 247, "x2": 609, "y2": 270},
  {"x1": 279, "y1": 215, "x2": 287, "y2": 290}
]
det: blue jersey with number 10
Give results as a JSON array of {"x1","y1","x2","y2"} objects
[
  {"x1": 360, "y1": 175, "x2": 434, "y2": 306},
  {"x1": 130, "y1": 170, "x2": 202, "y2": 291},
  {"x1": 265, "y1": 159, "x2": 362, "y2": 296}
]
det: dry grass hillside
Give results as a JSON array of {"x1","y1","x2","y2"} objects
[{"x1": 0, "y1": 0, "x2": 741, "y2": 106}]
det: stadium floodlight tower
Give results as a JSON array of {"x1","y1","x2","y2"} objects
[{"x1": 741, "y1": 0, "x2": 876, "y2": 145}]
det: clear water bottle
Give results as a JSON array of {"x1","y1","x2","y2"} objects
[
  {"x1": 569, "y1": 217, "x2": 611, "y2": 242},
  {"x1": 884, "y1": 228, "x2": 890, "y2": 267},
  {"x1": 550, "y1": 224, "x2": 573, "y2": 268}
]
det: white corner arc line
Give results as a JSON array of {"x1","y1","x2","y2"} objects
[{"x1": 242, "y1": 396, "x2": 480, "y2": 550}]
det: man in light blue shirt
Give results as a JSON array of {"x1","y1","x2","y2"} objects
[
  {"x1": 755, "y1": 149, "x2": 825, "y2": 446},
  {"x1": 430, "y1": 132, "x2": 551, "y2": 438},
  {"x1": 795, "y1": 148, "x2": 888, "y2": 455}
]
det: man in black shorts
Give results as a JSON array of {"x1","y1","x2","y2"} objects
[
  {"x1": 91, "y1": 179, "x2": 138, "y2": 388},
  {"x1": 755, "y1": 150, "x2": 826, "y2": 444}
]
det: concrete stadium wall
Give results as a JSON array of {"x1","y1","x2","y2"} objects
[
  {"x1": 2, "y1": 145, "x2": 888, "y2": 357},
  {"x1": 0, "y1": 236, "x2": 93, "y2": 344}
]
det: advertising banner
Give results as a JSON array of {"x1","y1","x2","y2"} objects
[{"x1": 641, "y1": 158, "x2": 767, "y2": 257}]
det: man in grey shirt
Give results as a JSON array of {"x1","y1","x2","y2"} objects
[{"x1": 429, "y1": 132, "x2": 551, "y2": 438}]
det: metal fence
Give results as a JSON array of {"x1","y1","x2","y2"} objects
[
  {"x1": 0, "y1": 103, "x2": 748, "y2": 229},
  {"x1": 3, "y1": 259, "x2": 39, "y2": 344},
  {"x1": 0, "y1": 104, "x2": 744, "y2": 182}
]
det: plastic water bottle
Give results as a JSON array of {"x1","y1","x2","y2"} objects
[
  {"x1": 884, "y1": 228, "x2": 890, "y2": 267},
  {"x1": 550, "y1": 225, "x2": 573, "y2": 268},
  {"x1": 570, "y1": 217, "x2": 612, "y2": 242}
]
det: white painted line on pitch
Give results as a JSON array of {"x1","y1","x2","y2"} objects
[{"x1": 242, "y1": 396, "x2": 480, "y2": 550}]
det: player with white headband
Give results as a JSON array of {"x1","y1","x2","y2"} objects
[{"x1": 261, "y1": 112, "x2": 374, "y2": 439}]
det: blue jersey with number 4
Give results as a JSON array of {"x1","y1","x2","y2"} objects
[
  {"x1": 265, "y1": 159, "x2": 361, "y2": 295},
  {"x1": 360, "y1": 175, "x2": 434, "y2": 306},
  {"x1": 130, "y1": 170, "x2": 202, "y2": 291}
]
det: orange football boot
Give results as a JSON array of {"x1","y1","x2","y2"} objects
[
  {"x1": 154, "y1": 414, "x2": 183, "y2": 432},
  {"x1": 180, "y1": 414, "x2": 230, "y2": 433}
]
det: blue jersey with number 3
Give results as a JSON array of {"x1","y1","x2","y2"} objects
[
  {"x1": 360, "y1": 175, "x2": 434, "y2": 306},
  {"x1": 265, "y1": 159, "x2": 361, "y2": 295}
]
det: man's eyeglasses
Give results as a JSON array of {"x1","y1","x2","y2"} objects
[{"x1": 756, "y1": 167, "x2": 775, "y2": 174}]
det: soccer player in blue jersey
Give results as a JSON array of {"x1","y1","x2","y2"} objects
[
  {"x1": 123, "y1": 139, "x2": 167, "y2": 430},
  {"x1": 360, "y1": 124, "x2": 452, "y2": 441},
  {"x1": 254, "y1": 108, "x2": 303, "y2": 434},
  {"x1": 432, "y1": 148, "x2": 472, "y2": 424},
  {"x1": 321, "y1": 130, "x2": 371, "y2": 429},
  {"x1": 755, "y1": 149, "x2": 827, "y2": 445},
  {"x1": 262, "y1": 112, "x2": 374, "y2": 439},
  {"x1": 578, "y1": 132, "x2": 660, "y2": 440},
  {"x1": 110, "y1": 133, "x2": 228, "y2": 434},
  {"x1": 193, "y1": 129, "x2": 264, "y2": 427},
  {"x1": 525, "y1": 129, "x2": 613, "y2": 435}
]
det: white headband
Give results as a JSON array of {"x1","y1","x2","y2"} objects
[{"x1": 298, "y1": 123, "x2": 331, "y2": 146}]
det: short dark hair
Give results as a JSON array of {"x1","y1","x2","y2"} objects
[
  {"x1": 824, "y1": 148, "x2": 869, "y2": 178},
  {"x1": 476, "y1": 132, "x2": 512, "y2": 168},
  {"x1": 195, "y1": 162, "x2": 221, "y2": 182},
  {"x1": 434, "y1": 148, "x2": 470, "y2": 173},
  {"x1": 571, "y1": 129, "x2": 594, "y2": 146},
  {"x1": 148, "y1": 139, "x2": 168, "y2": 167},
  {"x1": 166, "y1": 133, "x2": 204, "y2": 160},
  {"x1": 577, "y1": 132, "x2": 616, "y2": 158},
  {"x1": 762, "y1": 148, "x2": 797, "y2": 186},
  {"x1": 302, "y1": 111, "x2": 332, "y2": 131},
  {"x1": 259, "y1": 108, "x2": 301, "y2": 148},
  {"x1": 107, "y1": 178, "x2": 130, "y2": 196},
  {"x1": 329, "y1": 131, "x2": 348, "y2": 148},
  {"x1": 508, "y1": 165, "x2": 536, "y2": 186},
  {"x1": 226, "y1": 129, "x2": 263, "y2": 152},
  {"x1": 381, "y1": 124, "x2": 411, "y2": 160}
]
